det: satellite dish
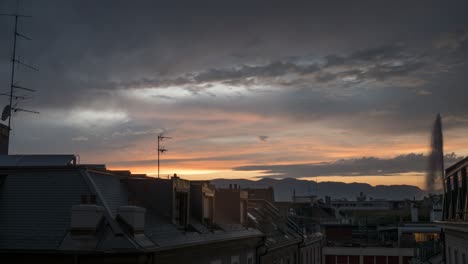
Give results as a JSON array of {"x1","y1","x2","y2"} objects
[{"x1": 1, "y1": 105, "x2": 10, "y2": 121}]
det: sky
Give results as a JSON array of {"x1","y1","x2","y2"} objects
[{"x1": 0, "y1": 1, "x2": 467, "y2": 188}]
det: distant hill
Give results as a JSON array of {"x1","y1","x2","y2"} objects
[{"x1": 210, "y1": 178, "x2": 427, "y2": 201}]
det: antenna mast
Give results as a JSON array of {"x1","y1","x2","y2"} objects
[
  {"x1": 1, "y1": 1, "x2": 39, "y2": 154},
  {"x1": 157, "y1": 133, "x2": 172, "y2": 178}
]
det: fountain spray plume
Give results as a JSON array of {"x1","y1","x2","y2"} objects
[{"x1": 426, "y1": 113, "x2": 444, "y2": 193}]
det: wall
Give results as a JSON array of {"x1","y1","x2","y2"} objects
[
  {"x1": 216, "y1": 190, "x2": 242, "y2": 224},
  {"x1": 126, "y1": 178, "x2": 172, "y2": 218},
  {"x1": 445, "y1": 229, "x2": 468, "y2": 264}
]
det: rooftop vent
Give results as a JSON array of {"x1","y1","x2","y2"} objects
[
  {"x1": 70, "y1": 204, "x2": 104, "y2": 233},
  {"x1": 118, "y1": 205, "x2": 146, "y2": 234}
]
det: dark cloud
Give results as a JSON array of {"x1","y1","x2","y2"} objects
[
  {"x1": 0, "y1": 0, "x2": 467, "y2": 166},
  {"x1": 234, "y1": 153, "x2": 464, "y2": 179}
]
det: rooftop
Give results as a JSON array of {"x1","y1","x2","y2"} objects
[{"x1": 0, "y1": 155, "x2": 264, "y2": 253}]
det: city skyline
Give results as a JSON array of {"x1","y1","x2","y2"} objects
[{"x1": 1, "y1": 0, "x2": 467, "y2": 188}]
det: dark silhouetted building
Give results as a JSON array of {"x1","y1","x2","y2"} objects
[
  {"x1": 439, "y1": 156, "x2": 468, "y2": 264},
  {"x1": 247, "y1": 188, "x2": 324, "y2": 264},
  {"x1": 246, "y1": 187, "x2": 275, "y2": 203},
  {"x1": 0, "y1": 155, "x2": 264, "y2": 264},
  {"x1": 216, "y1": 185, "x2": 249, "y2": 226}
]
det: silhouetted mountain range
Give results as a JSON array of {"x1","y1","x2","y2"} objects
[{"x1": 210, "y1": 178, "x2": 427, "y2": 201}]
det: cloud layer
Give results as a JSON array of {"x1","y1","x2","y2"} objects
[
  {"x1": 0, "y1": 0, "x2": 467, "y2": 185},
  {"x1": 234, "y1": 153, "x2": 463, "y2": 179}
]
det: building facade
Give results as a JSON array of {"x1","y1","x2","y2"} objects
[{"x1": 439, "y1": 156, "x2": 468, "y2": 264}]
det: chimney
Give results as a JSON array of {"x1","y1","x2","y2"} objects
[
  {"x1": 118, "y1": 205, "x2": 146, "y2": 234},
  {"x1": 70, "y1": 204, "x2": 104, "y2": 233}
]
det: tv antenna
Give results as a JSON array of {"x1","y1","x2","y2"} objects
[
  {"x1": 1, "y1": 0, "x2": 39, "y2": 153},
  {"x1": 157, "y1": 133, "x2": 172, "y2": 178}
]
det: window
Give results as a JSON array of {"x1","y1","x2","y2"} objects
[
  {"x1": 80, "y1": 194, "x2": 96, "y2": 204},
  {"x1": 375, "y1": 256, "x2": 386, "y2": 263},
  {"x1": 337, "y1": 256, "x2": 347, "y2": 264},
  {"x1": 325, "y1": 255, "x2": 336, "y2": 264},
  {"x1": 247, "y1": 252, "x2": 255, "y2": 264},
  {"x1": 336, "y1": 256, "x2": 348, "y2": 264},
  {"x1": 363, "y1": 256, "x2": 374, "y2": 264},
  {"x1": 174, "y1": 191, "x2": 188, "y2": 226},
  {"x1": 347, "y1": 256, "x2": 359, "y2": 264},
  {"x1": 315, "y1": 246, "x2": 319, "y2": 263},
  {"x1": 455, "y1": 249, "x2": 459, "y2": 264},
  {"x1": 231, "y1": 255, "x2": 239, "y2": 264},
  {"x1": 210, "y1": 260, "x2": 221, "y2": 264},
  {"x1": 462, "y1": 253, "x2": 466, "y2": 264},
  {"x1": 388, "y1": 256, "x2": 398, "y2": 264},
  {"x1": 448, "y1": 247, "x2": 452, "y2": 264}
]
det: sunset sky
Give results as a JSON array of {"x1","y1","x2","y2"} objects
[{"x1": 1, "y1": 1, "x2": 467, "y2": 188}]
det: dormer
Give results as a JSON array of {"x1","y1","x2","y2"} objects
[{"x1": 190, "y1": 181, "x2": 216, "y2": 226}]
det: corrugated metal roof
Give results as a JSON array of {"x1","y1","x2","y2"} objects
[
  {"x1": 0, "y1": 164, "x2": 263, "y2": 252},
  {"x1": 0, "y1": 169, "x2": 90, "y2": 250},
  {"x1": 0, "y1": 167, "x2": 139, "y2": 252},
  {"x1": 88, "y1": 171, "x2": 129, "y2": 217},
  {"x1": 247, "y1": 204, "x2": 302, "y2": 248},
  {"x1": 144, "y1": 209, "x2": 263, "y2": 250},
  {"x1": 0, "y1": 155, "x2": 76, "y2": 167}
]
